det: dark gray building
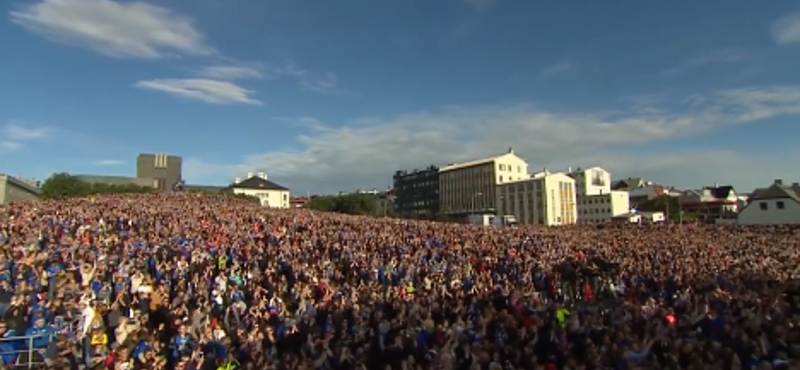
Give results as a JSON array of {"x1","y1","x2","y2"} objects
[
  {"x1": 136, "y1": 153, "x2": 182, "y2": 191},
  {"x1": 393, "y1": 165, "x2": 440, "y2": 217}
]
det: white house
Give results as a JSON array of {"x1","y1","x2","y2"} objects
[
  {"x1": 223, "y1": 172, "x2": 291, "y2": 208},
  {"x1": 568, "y1": 167, "x2": 630, "y2": 223},
  {"x1": 738, "y1": 179, "x2": 800, "y2": 225}
]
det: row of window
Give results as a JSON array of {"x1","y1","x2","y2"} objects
[
  {"x1": 498, "y1": 164, "x2": 523, "y2": 173},
  {"x1": 759, "y1": 201, "x2": 785, "y2": 210},
  {"x1": 579, "y1": 208, "x2": 612, "y2": 215}
]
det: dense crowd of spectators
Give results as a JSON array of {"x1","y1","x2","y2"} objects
[{"x1": 0, "y1": 192, "x2": 798, "y2": 370}]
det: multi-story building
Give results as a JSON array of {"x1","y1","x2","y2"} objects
[
  {"x1": 393, "y1": 166, "x2": 440, "y2": 217},
  {"x1": 497, "y1": 170, "x2": 577, "y2": 226},
  {"x1": 569, "y1": 167, "x2": 629, "y2": 223},
  {"x1": 0, "y1": 174, "x2": 40, "y2": 205},
  {"x1": 136, "y1": 153, "x2": 182, "y2": 191},
  {"x1": 439, "y1": 148, "x2": 528, "y2": 215}
]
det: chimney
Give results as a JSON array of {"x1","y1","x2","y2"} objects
[
  {"x1": 567, "y1": 167, "x2": 572, "y2": 173},
  {"x1": 508, "y1": 147, "x2": 514, "y2": 154},
  {"x1": 234, "y1": 177, "x2": 242, "y2": 184},
  {"x1": 258, "y1": 172, "x2": 267, "y2": 180},
  {"x1": 714, "y1": 182, "x2": 719, "y2": 188},
  {"x1": 775, "y1": 179, "x2": 783, "y2": 185},
  {"x1": 247, "y1": 172, "x2": 254, "y2": 178}
]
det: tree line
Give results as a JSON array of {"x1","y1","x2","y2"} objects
[
  {"x1": 303, "y1": 193, "x2": 379, "y2": 215},
  {"x1": 39, "y1": 173, "x2": 154, "y2": 199}
]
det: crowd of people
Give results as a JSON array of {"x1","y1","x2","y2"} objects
[{"x1": 0, "y1": 192, "x2": 798, "y2": 370}]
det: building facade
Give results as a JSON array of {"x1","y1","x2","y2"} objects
[
  {"x1": 439, "y1": 148, "x2": 528, "y2": 215},
  {"x1": 136, "y1": 153, "x2": 183, "y2": 191},
  {"x1": 569, "y1": 167, "x2": 629, "y2": 223},
  {"x1": 571, "y1": 167, "x2": 612, "y2": 196},
  {"x1": 577, "y1": 191, "x2": 631, "y2": 224},
  {"x1": 393, "y1": 166, "x2": 440, "y2": 217},
  {"x1": 0, "y1": 174, "x2": 40, "y2": 205},
  {"x1": 497, "y1": 171, "x2": 577, "y2": 226},
  {"x1": 222, "y1": 173, "x2": 290, "y2": 208},
  {"x1": 738, "y1": 179, "x2": 800, "y2": 225},
  {"x1": 679, "y1": 185, "x2": 739, "y2": 222}
]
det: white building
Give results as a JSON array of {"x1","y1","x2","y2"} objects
[
  {"x1": 569, "y1": 167, "x2": 630, "y2": 224},
  {"x1": 738, "y1": 179, "x2": 800, "y2": 225},
  {"x1": 223, "y1": 172, "x2": 291, "y2": 208},
  {"x1": 497, "y1": 170, "x2": 577, "y2": 226},
  {"x1": 439, "y1": 148, "x2": 529, "y2": 214}
]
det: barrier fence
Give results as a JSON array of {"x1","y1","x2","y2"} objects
[{"x1": 0, "y1": 317, "x2": 79, "y2": 369}]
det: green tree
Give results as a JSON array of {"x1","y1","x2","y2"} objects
[
  {"x1": 304, "y1": 193, "x2": 378, "y2": 215},
  {"x1": 40, "y1": 173, "x2": 91, "y2": 198},
  {"x1": 636, "y1": 195, "x2": 697, "y2": 222},
  {"x1": 40, "y1": 173, "x2": 154, "y2": 199}
]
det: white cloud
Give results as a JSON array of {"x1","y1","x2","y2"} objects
[
  {"x1": 10, "y1": 0, "x2": 213, "y2": 59},
  {"x1": 93, "y1": 159, "x2": 125, "y2": 166},
  {"x1": 182, "y1": 85, "x2": 800, "y2": 193},
  {"x1": 2, "y1": 123, "x2": 53, "y2": 141},
  {"x1": 0, "y1": 141, "x2": 22, "y2": 153},
  {"x1": 0, "y1": 122, "x2": 53, "y2": 153},
  {"x1": 134, "y1": 78, "x2": 262, "y2": 105},
  {"x1": 198, "y1": 66, "x2": 263, "y2": 80},
  {"x1": 300, "y1": 72, "x2": 339, "y2": 94},
  {"x1": 662, "y1": 48, "x2": 755, "y2": 77},
  {"x1": 539, "y1": 62, "x2": 573, "y2": 79},
  {"x1": 772, "y1": 12, "x2": 800, "y2": 45}
]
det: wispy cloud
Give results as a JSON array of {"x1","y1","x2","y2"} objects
[
  {"x1": 197, "y1": 66, "x2": 263, "y2": 81},
  {"x1": 661, "y1": 48, "x2": 755, "y2": 77},
  {"x1": 539, "y1": 62, "x2": 574, "y2": 79},
  {"x1": 772, "y1": 12, "x2": 800, "y2": 45},
  {"x1": 93, "y1": 159, "x2": 125, "y2": 166},
  {"x1": 10, "y1": 0, "x2": 213, "y2": 59},
  {"x1": 183, "y1": 85, "x2": 800, "y2": 192},
  {"x1": 300, "y1": 72, "x2": 340, "y2": 94},
  {"x1": 135, "y1": 78, "x2": 263, "y2": 105},
  {"x1": 0, "y1": 122, "x2": 54, "y2": 152}
]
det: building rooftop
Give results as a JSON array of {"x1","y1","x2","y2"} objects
[
  {"x1": 223, "y1": 176, "x2": 289, "y2": 191},
  {"x1": 439, "y1": 148, "x2": 521, "y2": 172}
]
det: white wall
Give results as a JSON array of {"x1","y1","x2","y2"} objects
[
  {"x1": 738, "y1": 199, "x2": 800, "y2": 225},
  {"x1": 573, "y1": 167, "x2": 611, "y2": 196},
  {"x1": 233, "y1": 188, "x2": 290, "y2": 208},
  {"x1": 577, "y1": 190, "x2": 630, "y2": 223}
]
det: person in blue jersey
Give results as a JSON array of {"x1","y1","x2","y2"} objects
[{"x1": 169, "y1": 324, "x2": 195, "y2": 361}]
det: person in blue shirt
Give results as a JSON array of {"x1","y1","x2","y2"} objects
[
  {"x1": 0, "y1": 322, "x2": 21, "y2": 366},
  {"x1": 25, "y1": 318, "x2": 56, "y2": 349},
  {"x1": 169, "y1": 325, "x2": 195, "y2": 360}
]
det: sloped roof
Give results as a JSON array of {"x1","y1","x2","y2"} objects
[
  {"x1": 739, "y1": 183, "x2": 800, "y2": 214},
  {"x1": 223, "y1": 176, "x2": 289, "y2": 191},
  {"x1": 706, "y1": 185, "x2": 735, "y2": 199},
  {"x1": 439, "y1": 149, "x2": 523, "y2": 172}
]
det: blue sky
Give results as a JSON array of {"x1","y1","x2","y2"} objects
[{"x1": 1, "y1": 0, "x2": 799, "y2": 194}]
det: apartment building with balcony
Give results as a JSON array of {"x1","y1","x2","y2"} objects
[
  {"x1": 679, "y1": 184, "x2": 739, "y2": 222},
  {"x1": 569, "y1": 167, "x2": 630, "y2": 223},
  {"x1": 439, "y1": 148, "x2": 528, "y2": 215},
  {"x1": 497, "y1": 170, "x2": 577, "y2": 226}
]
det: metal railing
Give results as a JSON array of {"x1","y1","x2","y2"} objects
[
  {"x1": 0, "y1": 331, "x2": 57, "y2": 369},
  {"x1": 0, "y1": 317, "x2": 79, "y2": 369}
]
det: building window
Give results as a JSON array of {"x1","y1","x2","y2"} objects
[
  {"x1": 499, "y1": 164, "x2": 505, "y2": 171},
  {"x1": 499, "y1": 176, "x2": 503, "y2": 182},
  {"x1": 760, "y1": 202, "x2": 768, "y2": 211},
  {"x1": 777, "y1": 201, "x2": 785, "y2": 210}
]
